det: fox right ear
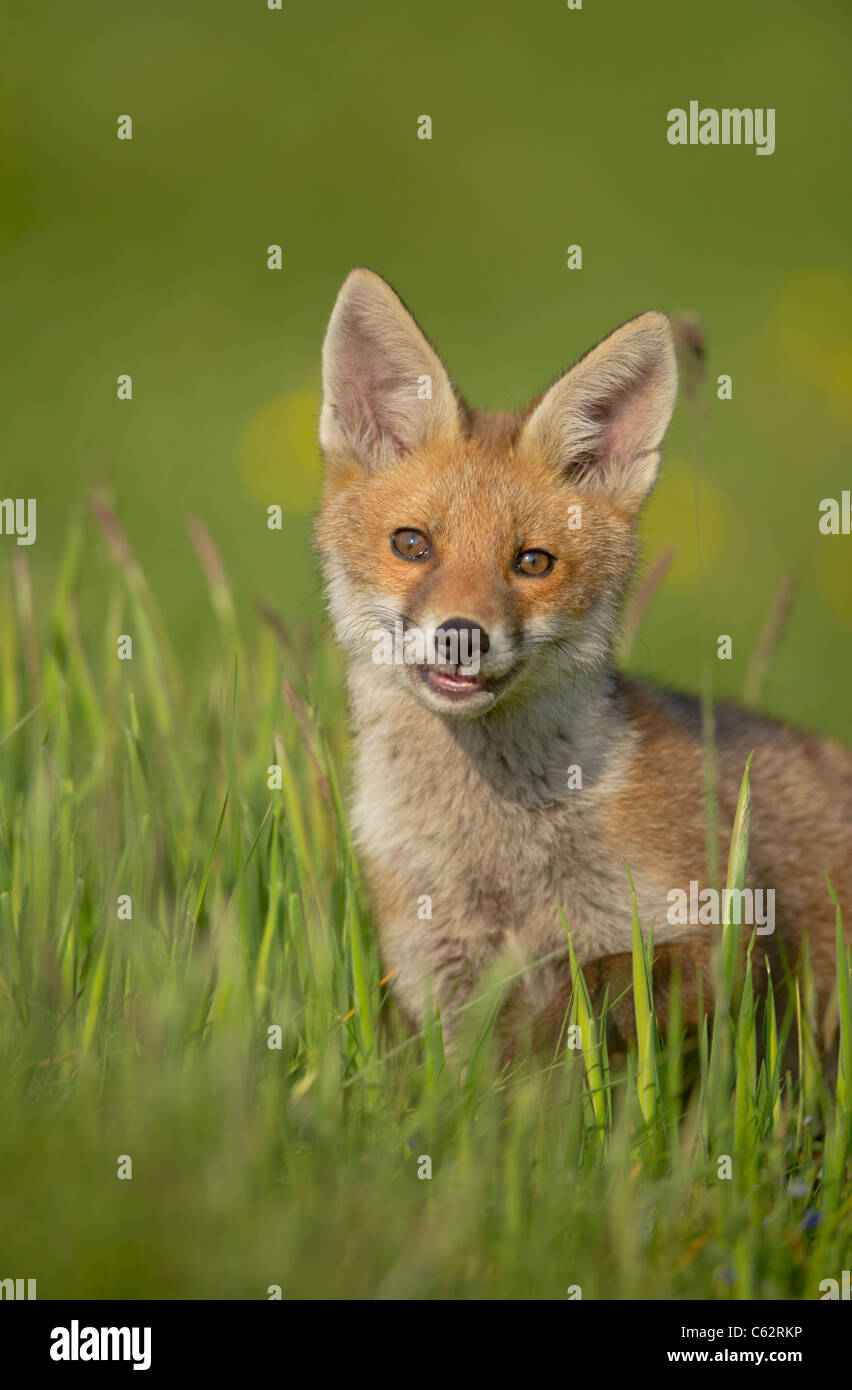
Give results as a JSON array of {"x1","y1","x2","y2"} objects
[
  {"x1": 320, "y1": 269, "x2": 463, "y2": 475},
  {"x1": 520, "y1": 312, "x2": 678, "y2": 511}
]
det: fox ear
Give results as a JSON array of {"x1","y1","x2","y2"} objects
[
  {"x1": 320, "y1": 268, "x2": 463, "y2": 473},
  {"x1": 521, "y1": 312, "x2": 678, "y2": 509}
]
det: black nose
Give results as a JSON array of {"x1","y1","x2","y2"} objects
[{"x1": 435, "y1": 617, "x2": 490, "y2": 660}]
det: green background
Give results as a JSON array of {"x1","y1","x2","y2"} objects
[{"x1": 3, "y1": 0, "x2": 850, "y2": 735}]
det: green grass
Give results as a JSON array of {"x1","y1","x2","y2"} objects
[{"x1": 0, "y1": 509, "x2": 849, "y2": 1301}]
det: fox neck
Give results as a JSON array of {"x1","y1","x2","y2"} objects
[{"x1": 348, "y1": 655, "x2": 624, "y2": 808}]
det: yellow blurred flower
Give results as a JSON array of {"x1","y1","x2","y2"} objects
[{"x1": 240, "y1": 383, "x2": 323, "y2": 511}]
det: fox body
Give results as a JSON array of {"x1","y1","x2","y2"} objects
[{"x1": 315, "y1": 269, "x2": 852, "y2": 1048}]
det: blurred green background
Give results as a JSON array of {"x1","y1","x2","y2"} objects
[{"x1": 2, "y1": 0, "x2": 850, "y2": 736}]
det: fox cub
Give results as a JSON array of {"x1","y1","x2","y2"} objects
[{"x1": 315, "y1": 268, "x2": 852, "y2": 1055}]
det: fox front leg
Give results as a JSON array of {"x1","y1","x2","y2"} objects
[{"x1": 510, "y1": 931, "x2": 720, "y2": 1063}]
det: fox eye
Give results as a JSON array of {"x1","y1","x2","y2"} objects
[
  {"x1": 391, "y1": 528, "x2": 431, "y2": 561},
  {"x1": 515, "y1": 548, "x2": 555, "y2": 576}
]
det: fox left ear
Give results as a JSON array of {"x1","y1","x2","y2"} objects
[
  {"x1": 521, "y1": 312, "x2": 678, "y2": 509},
  {"x1": 320, "y1": 268, "x2": 463, "y2": 476}
]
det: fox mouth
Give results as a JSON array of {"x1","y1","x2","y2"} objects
[
  {"x1": 420, "y1": 667, "x2": 486, "y2": 700},
  {"x1": 411, "y1": 661, "x2": 518, "y2": 713}
]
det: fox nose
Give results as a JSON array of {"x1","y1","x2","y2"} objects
[{"x1": 435, "y1": 617, "x2": 490, "y2": 659}]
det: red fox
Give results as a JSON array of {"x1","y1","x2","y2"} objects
[{"x1": 315, "y1": 268, "x2": 852, "y2": 1055}]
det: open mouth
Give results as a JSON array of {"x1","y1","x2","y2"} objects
[
  {"x1": 412, "y1": 661, "x2": 522, "y2": 711},
  {"x1": 420, "y1": 667, "x2": 486, "y2": 700}
]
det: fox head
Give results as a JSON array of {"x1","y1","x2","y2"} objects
[{"x1": 315, "y1": 269, "x2": 677, "y2": 720}]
